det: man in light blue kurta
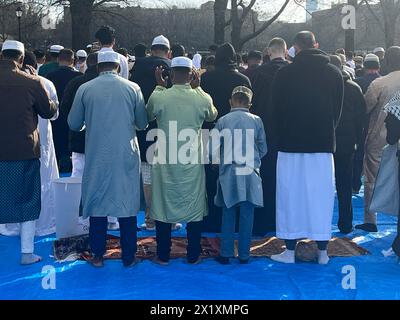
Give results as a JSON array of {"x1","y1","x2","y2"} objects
[{"x1": 68, "y1": 52, "x2": 148, "y2": 268}]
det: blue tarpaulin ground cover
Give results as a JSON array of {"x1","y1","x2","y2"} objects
[{"x1": 0, "y1": 188, "x2": 399, "y2": 300}]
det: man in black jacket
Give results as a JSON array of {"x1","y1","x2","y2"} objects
[
  {"x1": 201, "y1": 43, "x2": 251, "y2": 233},
  {"x1": 330, "y1": 55, "x2": 367, "y2": 234},
  {"x1": 47, "y1": 49, "x2": 82, "y2": 172},
  {"x1": 251, "y1": 37, "x2": 289, "y2": 236},
  {"x1": 60, "y1": 53, "x2": 98, "y2": 178},
  {"x1": 131, "y1": 35, "x2": 173, "y2": 231},
  {"x1": 270, "y1": 31, "x2": 344, "y2": 265}
]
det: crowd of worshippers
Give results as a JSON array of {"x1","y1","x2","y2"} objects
[{"x1": 1, "y1": 24, "x2": 400, "y2": 268}]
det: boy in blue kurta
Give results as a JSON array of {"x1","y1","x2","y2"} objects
[{"x1": 210, "y1": 86, "x2": 267, "y2": 264}]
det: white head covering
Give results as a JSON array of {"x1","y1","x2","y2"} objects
[
  {"x1": 287, "y1": 46, "x2": 296, "y2": 59},
  {"x1": 152, "y1": 35, "x2": 170, "y2": 50},
  {"x1": 171, "y1": 57, "x2": 193, "y2": 69},
  {"x1": 373, "y1": 47, "x2": 385, "y2": 54},
  {"x1": 98, "y1": 51, "x2": 120, "y2": 65},
  {"x1": 192, "y1": 53, "x2": 202, "y2": 70},
  {"x1": 76, "y1": 50, "x2": 88, "y2": 58},
  {"x1": 49, "y1": 45, "x2": 64, "y2": 53},
  {"x1": 1, "y1": 40, "x2": 25, "y2": 54}
]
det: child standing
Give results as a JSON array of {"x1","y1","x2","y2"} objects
[{"x1": 210, "y1": 86, "x2": 268, "y2": 264}]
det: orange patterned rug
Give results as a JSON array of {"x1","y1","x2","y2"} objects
[{"x1": 53, "y1": 235, "x2": 369, "y2": 262}]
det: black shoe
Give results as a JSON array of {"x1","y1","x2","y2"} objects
[
  {"x1": 352, "y1": 189, "x2": 360, "y2": 195},
  {"x1": 123, "y1": 258, "x2": 141, "y2": 268},
  {"x1": 214, "y1": 256, "x2": 230, "y2": 265},
  {"x1": 339, "y1": 227, "x2": 354, "y2": 235},
  {"x1": 187, "y1": 257, "x2": 202, "y2": 265},
  {"x1": 239, "y1": 258, "x2": 249, "y2": 265},
  {"x1": 88, "y1": 256, "x2": 104, "y2": 268},
  {"x1": 355, "y1": 223, "x2": 378, "y2": 233}
]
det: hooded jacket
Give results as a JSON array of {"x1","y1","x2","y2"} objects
[
  {"x1": 271, "y1": 49, "x2": 344, "y2": 153},
  {"x1": 251, "y1": 57, "x2": 289, "y2": 148},
  {"x1": 201, "y1": 43, "x2": 251, "y2": 124}
]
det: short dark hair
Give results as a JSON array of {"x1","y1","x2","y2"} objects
[
  {"x1": 205, "y1": 55, "x2": 215, "y2": 67},
  {"x1": 293, "y1": 31, "x2": 316, "y2": 50},
  {"x1": 134, "y1": 43, "x2": 147, "y2": 58},
  {"x1": 1, "y1": 49, "x2": 23, "y2": 61},
  {"x1": 209, "y1": 44, "x2": 218, "y2": 52},
  {"x1": 58, "y1": 49, "x2": 74, "y2": 62},
  {"x1": 172, "y1": 66, "x2": 191, "y2": 74},
  {"x1": 247, "y1": 50, "x2": 262, "y2": 61},
  {"x1": 171, "y1": 44, "x2": 186, "y2": 58},
  {"x1": 329, "y1": 55, "x2": 343, "y2": 70},
  {"x1": 151, "y1": 44, "x2": 169, "y2": 53},
  {"x1": 346, "y1": 51, "x2": 354, "y2": 59},
  {"x1": 232, "y1": 92, "x2": 250, "y2": 106},
  {"x1": 336, "y1": 48, "x2": 346, "y2": 55},
  {"x1": 117, "y1": 47, "x2": 129, "y2": 57},
  {"x1": 23, "y1": 51, "x2": 38, "y2": 69},
  {"x1": 50, "y1": 52, "x2": 59, "y2": 59},
  {"x1": 95, "y1": 25, "x2": 116, "y2": 45},
  {"x1": 33, "y1": 49, "x2": 45, "y2": 60},
  {"x1": 98, "y1": 61, "x2": 119, "y2": 72},
  {"x1": 86, "y1": 53, "x2": 98, "y2": 67}
]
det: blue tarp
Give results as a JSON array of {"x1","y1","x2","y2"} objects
[{"x1": 0, "y1": 188, "x2": 399, "y2": 300}]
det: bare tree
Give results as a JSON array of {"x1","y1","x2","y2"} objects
[
  {"x1": 48, "y1": 0, "x2": 139, "y2": 49},
  {"x1": 213, "y1": 0, "x2": 290, "y2": 51},
  {"x1": 214, "y1": 0, "x2": 229, "y2": 44}
]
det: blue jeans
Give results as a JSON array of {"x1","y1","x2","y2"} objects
[{"x1": 221, "y1": 202, "x2": 255, "y2": 260}]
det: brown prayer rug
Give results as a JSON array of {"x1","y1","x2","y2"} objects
[{"x1": 53, "y1": 235, "x2": 369, "y2": 262}]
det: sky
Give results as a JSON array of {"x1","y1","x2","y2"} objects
[{"x1": 136, "y1": 0, "x2": 345, "y2": 23}]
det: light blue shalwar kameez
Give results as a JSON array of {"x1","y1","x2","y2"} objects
[
  {"x1": 210, "y1": 107, "x2": 267, "y2": 260},
  {"x1": 68, "y1": 71, "x2": 148, "y2": 219}
]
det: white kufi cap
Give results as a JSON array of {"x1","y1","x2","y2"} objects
[
  {"x1": 1, "y1": 40, "x2": 25, "y2": 54},
  {"x1": 152, "y1": 35, "x2": 170, "y2": 49},
  {"x1": 77, "y1": 50, "x2": 88, "y2": 58},
  {"x1": 171, "y1": 57, "x2": 193, "y2": 69},
  {"x1": 98, "y1": 51, "x2": 120, "y2": 64}
]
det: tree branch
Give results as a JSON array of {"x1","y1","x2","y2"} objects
[{"x1": 239, "y1": 0, "x2": 290, "y2": 46}]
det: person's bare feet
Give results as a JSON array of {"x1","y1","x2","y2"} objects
[{"x1": 20, "y1": 253, "x2": 42, "y2": 265}]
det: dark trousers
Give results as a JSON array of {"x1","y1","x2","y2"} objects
[
  {"x1": 156, "y1": 220, "x2": 202, "y2": 263},
  {"x1": 334, "y1": 153, "x2": 355, "y2": 232},
  {"x1": 253, "y1": 149, "x2": 277, "y2": 235},
  {"x1": 202, "y1": 165, "x2": 222, "y2": 232},
  {"x1": 89, "y1": 216, "x2": 137, "y2": 264}
]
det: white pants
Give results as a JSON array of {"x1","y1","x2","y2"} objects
[
  {"x1": 71, "y1": 153, "x2": 85, "y2": 178},
  {"x1": 276, "y1": 152, "x2": 335, "y2": 241},
  {"x1": 21, "y1": 221, "x2": 36, "y2": 254},
  {"x1": 71, "y1": 153, "x2": 118, "y2": 225}
]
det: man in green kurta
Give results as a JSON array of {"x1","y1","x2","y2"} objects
[{"x1": 147, "y1": 57, "x2": 218, "y2": 265}]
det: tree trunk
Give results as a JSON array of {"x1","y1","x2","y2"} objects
[
  {"x1": 230, "y1": 0, "x2": 243, "y2": 51},
  {"x1": 384, "y1": 18, "x2": 396, "y2": 47},
  {"x1": 69, "y1": 0, "x2": 95, "y2": 50},
  {"x1": 214, "y1": 0, "x2": 229, "y2": 45}
]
